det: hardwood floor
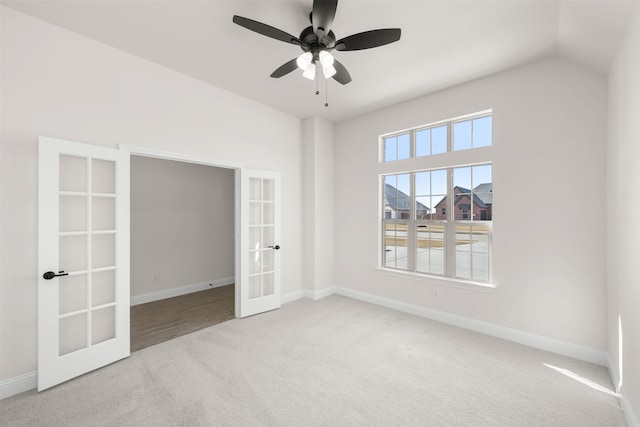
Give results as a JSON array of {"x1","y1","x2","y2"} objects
[{"x1": 130, "y1": 285, "x2": 235, "y2": 352}]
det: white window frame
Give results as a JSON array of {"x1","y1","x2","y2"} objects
[{"x1": 378, "y1": 111, "x2": 495, "y2": 289}]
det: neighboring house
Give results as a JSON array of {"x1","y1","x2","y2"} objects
[
  {"x1": 433, "y1": 183, "x2": 492, "y2": 220},
  {"x1": 384, "y1": 184, "x2": 430, "y2": 219}
]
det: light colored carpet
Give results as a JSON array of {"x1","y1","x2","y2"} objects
[{"x1": 0, "y1": 295, "x2": 626, "y2": 426}]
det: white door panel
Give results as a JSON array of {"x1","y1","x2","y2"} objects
[
  {"x1": 38, "y1": 137, "x2": 130, "y2": 391},
  {"x1": 239, "y1": 169, "x2": 281, "y2": 318}
]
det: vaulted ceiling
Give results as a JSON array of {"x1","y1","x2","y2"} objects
[{"x1": 3, "y1": 0, "x2": 637, "y2": 122}]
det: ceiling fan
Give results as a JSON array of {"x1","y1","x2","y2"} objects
[{"x1": 232, "y1": 0, "x2": 401, "y2": 85}]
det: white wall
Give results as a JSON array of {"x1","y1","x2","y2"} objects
[
  {"x1": 607, "y1": 5, "x2": 640, "y2": 421},
  {"x1": 334, "y1": 57, "x2": 608, "y2": 351},
  {"x1": 130, "y1": 156, "x2": 234, "y2": 297},
  {"x1": 301, "y1": 117, "x2": 335, "y2": 294},
  {"x1": 0, "y1": 7, "x2": 303, "y2": 381}
]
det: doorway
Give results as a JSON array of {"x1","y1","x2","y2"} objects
[
  {"x1": 38, "y1": 138, "x2": 282, "y2": 390},
  {"x1": 129, "y1": 155, "x2": 236, "y2": 351}
]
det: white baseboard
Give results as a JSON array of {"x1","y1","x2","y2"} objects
[
  {"x1": 130, "y1": 277, "x2": 234, "y2": 306},
  {"x1": 622, "y1": 392, "x2": 640, "y2": 427},
  {"x1": 608, "y1": 358, "x2": 639, "y2": 427},
  {"x1": 0, "y1": 371, "x2": 37, "y2": 400},
  {"x1": 281, "y1": 286, "x2": 337, "y2": 304},
  {"x1": 331, "y1": 287, "x2": 609, "y2": 366}
]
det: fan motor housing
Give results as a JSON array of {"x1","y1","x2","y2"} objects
[{"x1": 299, "y1": 26, "x2": 336, "y2": 51}]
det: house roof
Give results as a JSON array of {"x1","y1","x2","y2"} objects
[
  {"x1": 473, "y1": 183, "x2": 493, "y2": 205},
  {"x1": 435, "y1": 183, "x2": 492, "y2": 209},
  {"x1": 384, "y1": 184, "x2": 429, "y2": 212}
]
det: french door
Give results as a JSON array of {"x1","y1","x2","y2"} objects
[
  {"x1": 38, "y1": 137, "x2": 130, "y2": 391},
  {"x1": 37, "y1": 140, "x2": 281, "y2": 390},
  {"x1": 238, "y1": 169, "x2": 281, "y2": 317}
]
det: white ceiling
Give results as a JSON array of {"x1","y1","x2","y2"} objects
[{"x1": 3, "y1": 0, "x2": 637, "y2": 123}]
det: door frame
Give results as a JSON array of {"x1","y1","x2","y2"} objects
[{"x1": 120, "y1": 145, "x2": 244, "y2": 317}]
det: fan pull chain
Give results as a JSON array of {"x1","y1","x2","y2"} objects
[
  {"x1": 315, "y1": 69, "x2": 320, "y2": 95},
  {"x1": 325, "y1": 79, "x2": 329, "y2": 107}
]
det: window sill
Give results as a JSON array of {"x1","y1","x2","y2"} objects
[{"x1": 376, "y1": 267, "x2": 497, "y2": 293}]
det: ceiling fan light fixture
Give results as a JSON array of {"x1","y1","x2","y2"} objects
[
  {"x1": 296, "y1": 52, "x2": 313, "y2": 70},
  {"x1": 319, "y1": 50, "x2": 334, "y2": 67},
  {"x1": 322, "y1": 65, "x2": 337, "y2": 79},
  {"x1": 303, "y1": 63, "x2": 316, "y2": 80}
]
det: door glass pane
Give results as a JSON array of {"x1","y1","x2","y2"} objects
[
  {"x1": 59, "y1": 274, "x2": 87, "y2": 315},
  {"x1": 249, "y1": 202, "x2": 261, "y2": 225},
  {"x1": 59, "y1": 155, "x2": 86, "y2": 192},
  {"x1": 262, "y1": 226, "x2": 274, "y2": 247},
  {"x1": 92, "y1": 197, "x2": 115, "y2": 230},
  {"x1": 263, "y1": 273, "x2": 274, "y2": 296},
  {"x1": 249, "y1": 276, "x2": 261, "y2": 299},
  {"x1": 91, "y1": 306, "x2": 115, "y2": 345},
  {"x1": 249, "y1": 251, "x2": 261, "y2": 274},
  {"x1": 263, "y1": 202, "x2": 274, "y2": 225},
  {"x1": 249, "y1": 178, "x2": 261, "y2": 200},
  {"x1": 59, "y1": 195, "x2": 87, "y2": 232},
  {"x1": 249, "y1": 227, "x2": 261, "y2": 249},
  {"x1": 59, "y1": 313, "x2": 87, "y2": 356},
  {"x1": 92, "y1": 159, "x2": 115, "y2": 194},
  {"x1": 60, "y1": 235, "x2": 87, "y2": 272},
  {"x1": 92, "y1": 234, "x2": 115, "y2": 269},
  {"x1": 262, "y1": 179, "x2": 274, "y2": 201},
  {"x1": 262, "y1": 250, "x2": 274, "y2": 273},
  {"x1": 92, "y1": 270, "x2": 116, "y2": 306}
]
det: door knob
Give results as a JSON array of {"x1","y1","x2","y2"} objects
[
  {"x1": 268, "y1": 245, "x2": 281, "y2": 250},
  {"x1": 43, "y1": 271, "x2": 69, "y2": 280}
]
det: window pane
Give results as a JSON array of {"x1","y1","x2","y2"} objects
[
  {"x1": 472, "y1": 164, "x2": 492, "y2": 188},
  {"x1": 431, "y1": 169, "x2": 447, "y2": 195},
  {"x1": 470, "y1": 225, "x2": 490, "y2": 254},
  {"x1": 416, "y1": 196, "x2": 430, "y2": 220},
  {"x1": 415, "y1": 172, "x2": 430, "y2": 196},
  {"x1": 456, "y1": 225, "x2": 472, "y2": 251},
  {"x1": 384, "y1": 223, "x2": 408, "y2": 270},
  {"x1": 416, "y1": 224, "x2": 445, "y2": 275},
  {"x1": 415, "y1": 172, "x2": 429, "y2": 219},
  {"x1": 472, "y1": 164, "x2": 492, "y2": 221},
  {"x1": 384, "y1": 137, "x2": 397, "y2": 162},
  {"x1": 472, "y1": 253, "x2": 489, "y2": 281},
  {"x1": 472, "y1": 165, "x2": 493, "y2": 221},
  {"x1": 472, "y1": 116, "x2": 492, "y2": 148},
  {"x1": 384, "y1": 173, "x2": 411, "y2": 220},
  {"x1": 432, "y1": 126, "x2": 447, "y2": 154},
  {"x1": 384, "y1": 134, "x2": 410, "y2": 162},
  {"x1": 415, "y1": 129, "x2": 430, "y2": 157},
  {"x1": 397, "y1": 133, "x2": 410, "y2": 160},
  {"x1": 456, "y1": 252, "x2": 472, "y2": 279},
  {"x1": 397, "y1": 174, "x2": 410, "y2": 195},
  {"x1": 453, "y1": 120, "x2": 472, "y2": 151},
  {"x1": 454, "y1": 167, "x2": 472, "y2": 191}
]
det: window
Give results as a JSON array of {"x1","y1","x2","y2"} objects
[
  {"x1": 380, "y1": 112, "x2": 493, "y2": 283},
  {"x1": 383, "y1": 133, "x2": 410, "y2": 162}
]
